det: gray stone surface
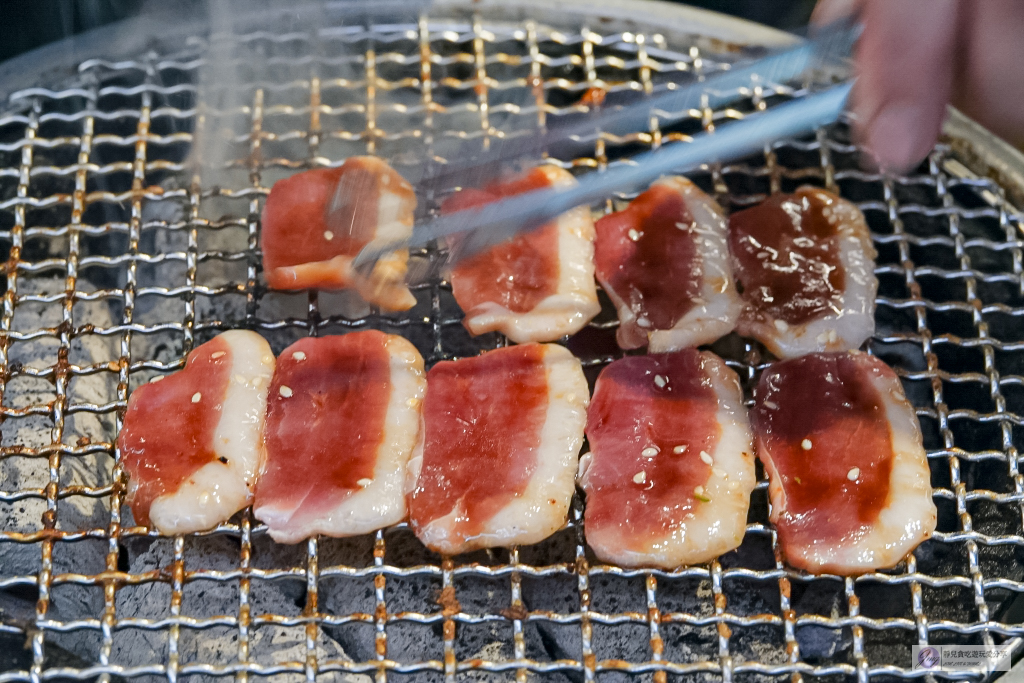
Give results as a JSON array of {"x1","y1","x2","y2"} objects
[
  {"x1": 109, "y1": 533, "x2": 369, "y2": 682},
  {"x1": 0, "y1": 276, "x2": 119, "y2": 663}
]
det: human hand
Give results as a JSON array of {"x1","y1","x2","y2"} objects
[{"x1": 813, "y1": 0, "x2": 1024, "y2": 172}]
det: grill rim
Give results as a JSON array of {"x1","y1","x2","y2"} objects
[
  {"x1": 942, "y1": 108, "x2": 1024, "y2": 213},
  {"x1": 0, "y1": 0, "x2": 800, "y2": 106},
  {"x1": 8, "y1": 1, "x2": 1019, "y2": 204}
]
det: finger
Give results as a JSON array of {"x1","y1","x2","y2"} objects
[
  {"x1": 810, "y1": 0, "x2": 864, "y2": 26},
  {"x1": 853, "y1": 0, "x2": 960, "y2": 172},
  {"x1": 952, "y1": 0, "x2": 1024, "y2": 149}
]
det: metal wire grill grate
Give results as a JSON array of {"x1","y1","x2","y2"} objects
[{"x1": 0, "y1": 4, "x2": 1023, "y2": 682}]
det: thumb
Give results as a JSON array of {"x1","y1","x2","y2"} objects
[
  {"x1": 810, "y1": 0, "x2": 864, "y2": 26},
  {"x1": 852, "y1": 0, "x2": 960, "y2": 172}
]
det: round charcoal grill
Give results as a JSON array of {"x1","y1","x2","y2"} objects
[{"x1": 1, "y1": 1, "x2": 1023, "y2": 681}]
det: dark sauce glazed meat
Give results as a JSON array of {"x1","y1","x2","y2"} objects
[
  {"x1": 731, "y1": 189, "x2": 845, "y2": 324},
  {"x1": 729, "y1": 187, "x2": 877, "y2": 358},
  {"x1": 752, "y1": 351, "x2": 936, "y2": 574},
  {"x1": 595, "y1": 176, "x2": 741, "y2": 351}
]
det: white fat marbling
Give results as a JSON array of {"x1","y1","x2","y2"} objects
[
  {"x1": 456, "y1": 165, "x2": 601, "y2": 343},
  {"x1": 147, "y1": 330, "x2": 274, "y2": 535},
  {"x1": 254, "y1": 335, "x2": 425, "y2": 543},
  {"x1": 409, "y1": 344, "x2": 588, "y2": 554},
  {"x1": 737, "y1": 187, "x2": 877, "y2": 358},
  {"x1": 578, "y1": 351, "x2": 755, "y2": 568}
]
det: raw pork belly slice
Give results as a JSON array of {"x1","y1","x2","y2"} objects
[
  {"x1": 752, "y1": 351, "x2": 936, "y2": 574},
  {"x1": 253, "y1": 331, "x2": 425, "y2": 544},
  {"x1": 118, "y1": 331, "x2": 275, "y2": 535},
  {"x1": 594, "y1": 176, "x2": 742, "y2": 352},
  {"x1": 407, "y1": 343, "x2": 588, "y2": 554},
  {"x1": 260, "y1": 156, "x2": 417, "y2": 311},
  {"x1": 579, "y1": 349, "x2": 755, "y2": 568},
  {"x1": 446, "y1": 166, "x2": 600, "y2": 343},
  {"x1": 728, "y1": 186, "x2": 877, "y2": 358}
]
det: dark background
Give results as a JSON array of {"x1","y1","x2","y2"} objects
[{"x1": 0, "y1": 0, "x2": 818, "y2": 64}]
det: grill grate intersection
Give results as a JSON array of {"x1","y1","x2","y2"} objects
[{"x1": 0, "y1": 5, "x2": 1022, "y2": 683}]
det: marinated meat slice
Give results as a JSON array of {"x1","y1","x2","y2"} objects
[
  {"x1": 446, "y1": 166, "x2": 601, "y2": 343},
  {"x1": 595, "y1": 176, "x2": 742, "y2": 351},
  {"x1": 407, "y1": 343, "x2": 588, "y2": 554},
  {"x1": 254, "y1": 331, "x2": 425, "y2": 544},
  {"x1": 728, "y1": 186, "x2": 877, "y2": 358},
  {"x1": 579, "y1": 349, "x2": 755, "y2": 568},
  {"x1": 752, "y1": 351, "x2": 936, "y2": 574},
  {"x1": 118, "y1": 331, "x2": 275, "y2": 535},
  {"x1": 261, "y1": 156, "x2": 417, "y2": 311}
]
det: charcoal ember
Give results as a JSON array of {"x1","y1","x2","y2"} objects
[
  {"x1": 3, "y1": 276, "x2": 118, "y2": 523},
  {"x1": 793, "y1": 580, "x2": 850, "y2": 662},
  {"x1": 514, "y1": 529, "x2": 585, "y2": 672},
  {"x1": 720, "y1": 580, "x2": 788, "y2": 672},
  {"x1": 795, "y1": 625, "x2": 847, "y2": 661},
  {"x1": 322, "y1": 565, "x2": 441, "y2": 668},
  {"x1": 521, "y1": 623, "x2": 580, "y2": 683},
  {"x1": 320, "y1": 529, "x2": 437, "y2": 667},
  {"x1": 660, "y1": 623, "x2": 718, "y2": 681},
  {"x1": 0, "y1": 277, "x2": 117, "y2": 659},
  {"x1": 647, "y1": 575, "x2": 717, "y2": 674},
  {"x1": 111, "y1": 533, "x2": 369, "y2": 682},
  {"x1": 448, "y1": 574, "x2": 553, "y2": 682},
  {"x1": 913, "y1": 538, "x2": 955, "y2": 575},
  {"x1": 521, "y1": 570, "x2": 583, "y2": 673},
  {"x1": 454, "y1": 622, "x2": 516, "y2": 682},
  {"x1": 318, "y1": 528, "x2": 578, "y2": 683},
  {"x1": 582, "y1": 574, "x2": 654, "y2": 675}
]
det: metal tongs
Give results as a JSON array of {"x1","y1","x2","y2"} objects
[{"x1": 351, "y1": 18, "x2": 861, "y2": 278}]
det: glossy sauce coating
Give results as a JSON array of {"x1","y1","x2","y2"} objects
[
  {"x1": 584, "y1": 351, "x2": 719, "y2": 543},
  {"x1": 447, "y1": 168, "x2": 560, "y2": 314},
  {"x1": 729, "y1": 188, "x2": 846, "y2": 325},
  {"x1": 119, "y1": 336, "x2": 233, "y2": 526},
  {"x1": 753, "y1": 353, "x2": 893, "y2": 547},
  {"x1": 409, "y1": 344, "x2": 550, "y2": 542},
  {"x1": 257, "y1": 332, "x2": 392, "y2": 515},
  {"x1": 595, "y1": 183, "x2": 701, "y2": 330}
]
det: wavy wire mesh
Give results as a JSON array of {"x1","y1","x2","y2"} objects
[{"x1": 0, "y1": 6, "x2": 1023, "y2": 683}]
